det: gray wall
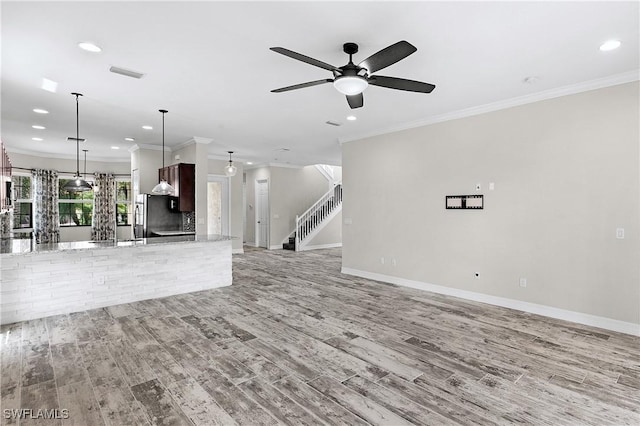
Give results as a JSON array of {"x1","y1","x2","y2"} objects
[
  {"x1": 244, "y1": 165, "x2": 343, "y2": 249},
  {"x1": 342, "y1": 82, "x2": 639, "y2": 325}
]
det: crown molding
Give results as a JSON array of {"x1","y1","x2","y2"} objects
[
  {"x1": 6, "y1": 147, "x2": 130, "y2": 163},
  {"x1": 192, "y1": 136, "x2": 213, "y2": 145},
  {"x1": 241, "y1": 162, "x2": 303, "y2": 171},
  {"x1": 172, "y1": 136, "x2": 214, "y2": 152},
  {"x1": 129, "y1": 143, "x2": 170, "y2": 153},
  {"x1": 339, "y1": 70, "x2": 640, "y2": 145},
  {"x1": 268, "y1": 162, "x2": 303, "y2": 169}
]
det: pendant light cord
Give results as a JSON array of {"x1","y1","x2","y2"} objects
[
  {"x1": 162, "y1": 111, "x2": 165, "y2": 168},
  {"x1": 159, "y1": 109, "x2": 168, "y2": 169},
  {"x1": 75, "y1": 94, "x2": 80, "y2": 176},
  {"x1": 71, "y1": 92, "x2": 84, "y2": 177}
]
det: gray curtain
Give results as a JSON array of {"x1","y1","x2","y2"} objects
[
  {"x1": 91, "y1": 173, "x2": 116, "y2": 241},
  {"x1": 32, "y1": 169, "x2": 60, "y2": 243}
]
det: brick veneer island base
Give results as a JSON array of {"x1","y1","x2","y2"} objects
[{"x1": 0, "y1": 235, "x2": 232, "y2": 325}]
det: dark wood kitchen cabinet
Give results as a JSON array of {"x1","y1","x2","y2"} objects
[{"x1": 159, "y1": 163, "x2": 195, "y2": 212}]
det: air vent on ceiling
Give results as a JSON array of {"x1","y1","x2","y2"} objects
[
  {"x1": 276, "y1": 148, "x2": 291, "y2": 152},
  {"x1": 326, "y1": 120, "x2": 342, "y2": 127},
  {"x1": 109, "y1": 66, "x2": 145, "y2": 79},
  {"x1": 67, "y1": 137, "x2": 86, "y2": 143}
]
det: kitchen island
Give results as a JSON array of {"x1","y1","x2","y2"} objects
[{"x1": 0, "y1": 234, "x2": 232, "y2": 325}]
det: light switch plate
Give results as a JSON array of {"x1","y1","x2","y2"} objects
[
  {"x1": 489, "y1": 182, "x2": 495, "y2": 190},
  {"x1": 616, "y1": 228, "x2": 625, "y2": 239}
]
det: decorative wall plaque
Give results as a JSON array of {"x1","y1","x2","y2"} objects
[{"x1": 446, "y1": 194, "x2": 483, "y2": 209}]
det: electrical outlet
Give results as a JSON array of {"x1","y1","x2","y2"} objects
[
  {"x1": 616, "y1": 228, "x2": 625, "y2": 239},
  {"x1": 519, "y1": 278, "x2": 527, "y2": 288}
]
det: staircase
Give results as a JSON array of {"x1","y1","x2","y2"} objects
[{"x1": 283, "y1": 183, "x2": 342, "y2": 251}]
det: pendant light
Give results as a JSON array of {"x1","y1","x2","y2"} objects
[
  {"x1": 225, "y1": 151, "x2": 237, "y2": 177},
  {"x1": 151, "y1": 109, "x2": 175, "y2": 195},
  {"x1": 63, "y1": 93, "x2": 92, "y2": 192},
  {"x1": 82, "y1": 149, "x2": 97, "y2": 192}
]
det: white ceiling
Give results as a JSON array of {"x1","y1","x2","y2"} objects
[{"x1": 2, "y1": 1, "x2": 638, "y2": 167}]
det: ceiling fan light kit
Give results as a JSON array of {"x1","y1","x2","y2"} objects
[
  {"x1": 270, "y1": 40, "x2": 435, "y2": 109},
  {"x1": 333, "y1": 76, "x2": 368, "y2": 96}
]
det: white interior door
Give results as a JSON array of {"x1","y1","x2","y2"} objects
[
  {"x1": 207, "y1": 175, "x2": 229, "y2": 236},
  {"x1": 256, "y1": 179, "x2": 269, "y2": 248}
]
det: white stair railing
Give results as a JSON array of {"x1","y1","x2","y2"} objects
[{"x1": 295, "y1": 183, "x2": 342, "y2": 250}]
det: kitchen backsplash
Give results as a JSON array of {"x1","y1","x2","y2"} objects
[{"x1": 182, "y1": 212, "x2": 195, "y2": 232}]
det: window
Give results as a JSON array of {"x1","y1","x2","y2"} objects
[
  {"x1": 116, "y1": 180, "x2": 131, "y2": 226},
  {"x1": 12, "y1": 174, "x2": 32, "y2": 229},
  {"x1": 58, "y1": 178, "x2": 94, "y2": 226}
]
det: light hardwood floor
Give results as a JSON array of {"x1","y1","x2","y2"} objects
[{"x1": 1, "y1": 247, "x2": 639, "y2": 425}]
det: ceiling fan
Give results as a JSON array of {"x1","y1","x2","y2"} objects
[{"x1": 270, "y1": 41, "x2": 435, "y2": 109}]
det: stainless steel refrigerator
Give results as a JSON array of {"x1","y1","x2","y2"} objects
[{"x1": 134, "y1": 194, "x2": 183, "y2": 238}]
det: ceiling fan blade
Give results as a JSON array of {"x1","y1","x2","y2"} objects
[
  {"x1": 271, "y1": 79, "x2": 333, "y2": 93},
  {"x1": 346, "y1": 93, "x2": 363, "y2": 109},
  {"x1": 358, "y1": 41, "x2": 417, "y2": 74},
  {"x1": 368, "y1": 75, "x2": 435, "y2": 93},
  {"x1": 270, "y1": 47, "x2": 340, "y2": 72}
]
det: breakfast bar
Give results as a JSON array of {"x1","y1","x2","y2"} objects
[{"x1": 0, "y1": 235, "x2": 232, "y2": 325}]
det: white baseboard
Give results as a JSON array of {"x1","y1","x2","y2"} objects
[
  {"x1": 244, "y1": 241, "x2": 257, "y2": 247},
  {"x1": 341, "y1": 267, "x2": 640, "y2": 337},
  {"x1": 232, "y1": 248, "x2": 244, "y2": 254},
  {"x1": 269, "y1": 245, "x2": 284, "y2": 250},
  {"x1": 300, "y1": 243, "x2": 342, "y2": 251}
]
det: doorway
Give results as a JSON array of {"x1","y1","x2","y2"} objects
[
  {"x1": 256, "y1": 179, "x2": 269, "y2": 248},
  {"x1": 207, "y1": 175, "x2": 229, "y2": 236}
]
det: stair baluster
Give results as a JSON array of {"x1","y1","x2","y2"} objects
[{"x1": 284, "y1": 183, "x2": 342, "y2": 251}]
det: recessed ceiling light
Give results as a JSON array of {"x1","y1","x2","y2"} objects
[
  {"x1": 346, "y1": 115, "x2": 357, "y2": 121},
  {"x1": 32, "y1": 125, "x2": 45, "y2": 130},
  {"x1": 124, "y1": 137, "x2": 135, "y2": 142},
  {"x1": 41, "y1": 78, "x2": 58, "y2": 93},
  {"x1": 142, "y1": 125, "x2": 153, "y2": 130},
  {"x1": 111, "y1": 146, "x2": 120, "y2": 150},
  {"x1": 32, "y1": 137, "x2": 43, "y2": 141},
  {"x1": 246, "y1": 161, "x2": 253, "y2": 165},
  {"x1": 78, "y1": 42, "x2": 102, "y2": 53},
  {"x1": 599, "y1": 40, "x2": 621, "y2": 51},
  {"x1": 33, "y1": 108, "x2": 49, "y2": 114}
]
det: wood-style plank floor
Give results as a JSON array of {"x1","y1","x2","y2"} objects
[{"x1": 2, "y1": 247, "x2": 639, "y2": 425}]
